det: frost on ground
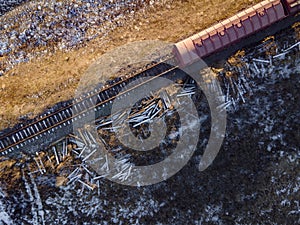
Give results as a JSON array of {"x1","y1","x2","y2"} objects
[
  {"x1": 0, "y1": 0, "x2": 170, "y2": 75},
  {"x1": 0, "y1": 0, "x2": 30, "y2": 16},
  {"x1": 0, "y1": 24, "x2": 299, "y2": 225},
  {"x1": 44, "y1": 185, "x2": 163, "y2": 225},
  {"x1": 0, "y1": 188, "x2": 13, "y2": 225}
]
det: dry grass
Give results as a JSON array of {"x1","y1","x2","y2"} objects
[{"x1": 0, "y1": 0, "x2": 261, "y2": 129}]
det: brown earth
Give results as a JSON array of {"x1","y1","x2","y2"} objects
[{"x1": 0, "y1": 0, "x2": 261, "y2": 130}]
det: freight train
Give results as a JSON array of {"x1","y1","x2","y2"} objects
[
  {"x1": 1, "y1": 0, "x2": 299, "y2": 157},
  {"x1": 173, "y1": 0, "x2": 300, "y2": 68}
]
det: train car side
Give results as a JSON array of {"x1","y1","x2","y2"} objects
[
  {"x1": 173, "y1": 0, "x2": 293, "y2": 68},
  {"x1": 284, "y1": 0, "x2": 300, "y2": 14}
]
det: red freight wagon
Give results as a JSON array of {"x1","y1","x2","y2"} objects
[{"x1": 174, "y1": 0, "x2": 299, "y2": 68}]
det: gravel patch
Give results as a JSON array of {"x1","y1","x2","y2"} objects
[
  {"x1": 0, "y1": 0, "x2": 166, "y2": 75},
  {"x1": 0, "y1": 0, "x2": 31, "y2": 16}
]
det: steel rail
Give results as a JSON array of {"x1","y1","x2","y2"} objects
[
  {"x1": 0, "y1": 58, "x2": 178, "y2": 156},
  {"x1": 0, "y1": 57, "x2": 173, "y2": 140}
]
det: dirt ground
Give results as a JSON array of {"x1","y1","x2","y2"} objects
[{"x1": 0, "y1": 0, "x2": 261, "y2": 130}]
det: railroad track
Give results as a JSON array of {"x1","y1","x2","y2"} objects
[
  {"x1": 1, "y1": 0, "x2": 299, "y2": 158},
  {"x1": 0, "y1": 57, "x2": 180, "y2": 157}
]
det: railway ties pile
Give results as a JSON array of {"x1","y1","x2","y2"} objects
[
  {"x1": 22, "y1": 79, "x2": 197, "y2": 191},
  {"x1": 2, "y1": 0, "x2": 299, "y2": 160},
  {"x1": 2, "y1": 33, "x2": 299, "y2": 163},
  {"x1": 1, "y1": 55, "x2": 193, "y2": 192},
  {"x1": 0, "y1": 59, "x2": 178, "y2": 157},
  {"x1": 2, "y1": 20, "x2": 299, "y2": 192},
  {"x1": 213, "y1": 35, "x2": 300, "y2": 112},
  {"x1": 96, "y1": 97, "x2": 166, "y2": 132}
]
